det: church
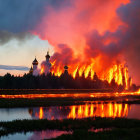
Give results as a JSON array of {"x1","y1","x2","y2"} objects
[{"x1": 29, "y1": 52, "x2": 52, "y2": 76}]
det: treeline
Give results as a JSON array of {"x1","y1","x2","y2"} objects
[{"x1": 0, "y1": 72, "x2": 137, "y2": 90}]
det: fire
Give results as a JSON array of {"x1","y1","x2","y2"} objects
[
  {"x1": 136, "y1": 89, "x2": 140, "y2": 95},
  {"x1": 104, "y1": 64, "x2": 131, "y2": 89},
  {"x1": 43, "y1": 58, "x2": 132, "y2": 89},
  {"x1": 1, "y1": 89, "x2": 140, "y2": 99},
  {"x1": 31, "y1": 0, "x2": 133, "y2": 90},
  {"x1": 40, "y1": 67, "x2": 44, "y2": 74}
]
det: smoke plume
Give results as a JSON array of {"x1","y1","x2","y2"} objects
[
  {"x1": 32, "y1": 0, "x2": 140, "y2": 84},
  {"x1": 0, "y1": 0, "x2": 140, "y2": 84}
]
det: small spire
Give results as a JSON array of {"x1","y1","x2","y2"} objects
[
  {"x1": 29, "y1": 65, "x2": 33, "y2": 74},
  {"x1": 46, "y1": 51, "x2": 50, "y2": 59},
  {"x1": 30, "y1": 65, "x2": 33, "y2": 70},
  {"x1": 64, "y1": 65, "x2": 68, "y2": 70}
]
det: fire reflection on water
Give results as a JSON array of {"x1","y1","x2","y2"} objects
[
  {"x1": 68, "y1": 103, "x2": 129, "y2": 119},
  {"x1": 29, "y1": 102, "x2": 131, "y2": 120},
  {"x1": 39, "y1": 107, "x2": 44, "y2": 119}
]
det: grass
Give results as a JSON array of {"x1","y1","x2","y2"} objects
[
  {"x1": 0, "y1": 98, "x2": 112, "y2": 108},
  {"x1": 1, "y1": 117, "x2": 140, "y2": 138}
]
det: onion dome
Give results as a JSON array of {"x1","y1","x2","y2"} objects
[
  {"x1": 46, "y1": 51, "x2": 50, "y2": 59},
  {"x1": 32, "y1": 57, "x2": 38, "y2": 65},
  {"x1": 64, "y1": 65, "x2": 68, "y2": 70}
]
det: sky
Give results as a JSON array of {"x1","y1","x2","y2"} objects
[{"x1": 0, "y1": 0, "x2": 140, "y2": 84}]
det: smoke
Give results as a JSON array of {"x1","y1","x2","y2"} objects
[
  {"x1": 41, "y1": 60, "x2": 51, "y2": 76},
  {"x1": 84, "y1": 0, "x2": 140, "y2": 83},
  {"x1": 32, "y1": 0, "x2": 130, "y2": 77},
  {"x1": 32, "y1": 0, "x2": 140, "y2": 84},
  {"x1": 50, "y1": 44, "x2": 79, "y2": 66},
  {"x1": 116, "y1": 0, "x2": 140, "y2": 84}
]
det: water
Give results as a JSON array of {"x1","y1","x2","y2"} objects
[
  {"x1": 0, "y1": 108, "x2": 32, "y2": 121},
  {"x1": 0, "y1": 130, "x2": 72, "y2": 140},
  {"x1": 0, "y1": 102, "x2": 140, "y2": 121},
  {"x1": 1, "y1": 132, "x2": 31, "y2": 140}
]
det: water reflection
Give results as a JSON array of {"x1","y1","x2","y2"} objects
[
  {"x1": 68, "y1": 103, "x2": 129, "y2": 119},
  {"x1": 29, "y1": 106, "x2": 70, "y2": 120},
  {"x1": 0, "y1": 108, "x2": 31, "y2": 121},
  {"x1": 29, "y1": 102, "x2": 131, "y2": 120},
  {"x1": 28, "y1": 130, "x2": 72, "y2": 140},
  {"x1": 0, "y1": 102, "x2": 140, "y2": 122},
  {"x1": 1, "y1": 130, "x2": 72, "y2": 140}
]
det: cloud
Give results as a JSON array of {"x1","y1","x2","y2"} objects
[
  {"x1": 0, "y1": 31, "x2": 33, "y2": 45},
  {"x1": 0, "y1": 65, "x2": 29, "y2": 71},
  {"x1": 0, "y1": 0, "x2": 71, "y2": 33}
]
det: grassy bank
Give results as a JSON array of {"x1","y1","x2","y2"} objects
[
  {"x1": 0, "y1": 117, "x2": 140, "y2": 139},
  {"x1": 49, "y1": 128, "x2": 140, "y2": 140},
  {"x1": 1, "y1": 97, "x2": 140, "y2": 108}
]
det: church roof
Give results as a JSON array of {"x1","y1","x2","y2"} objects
[{"x1": 32, "y1": 57, "x2": 38, "y2": 65}]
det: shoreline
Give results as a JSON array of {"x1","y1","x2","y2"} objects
[{"x1": 0, "y1": 97, "x2": 140, "y2": 108}]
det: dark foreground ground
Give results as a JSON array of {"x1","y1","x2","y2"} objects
[
  {"x1": 0, "y1": 117, "x2": 140, "y2": 140},
  {"x1": 0, "y1": 89, "x2": 114, "y2": 95}
]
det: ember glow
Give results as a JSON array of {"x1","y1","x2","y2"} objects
[{"x1": 0, "y1": 89, "x2": 140, "y2": 99}]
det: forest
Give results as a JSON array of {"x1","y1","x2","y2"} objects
[{"x1": 0, "y1": 72, "x2": 137, "y2": 91}]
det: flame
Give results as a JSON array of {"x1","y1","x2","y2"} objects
[
  {"x1": 136, "y1": 89, "x2": 140, "y2": 95},
  {"x1": 40, "y1": 67, "x2": 44, "y2": 74},
  {"x1": 73, "y1": 66, "x2": 79, "y2": 79}
]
